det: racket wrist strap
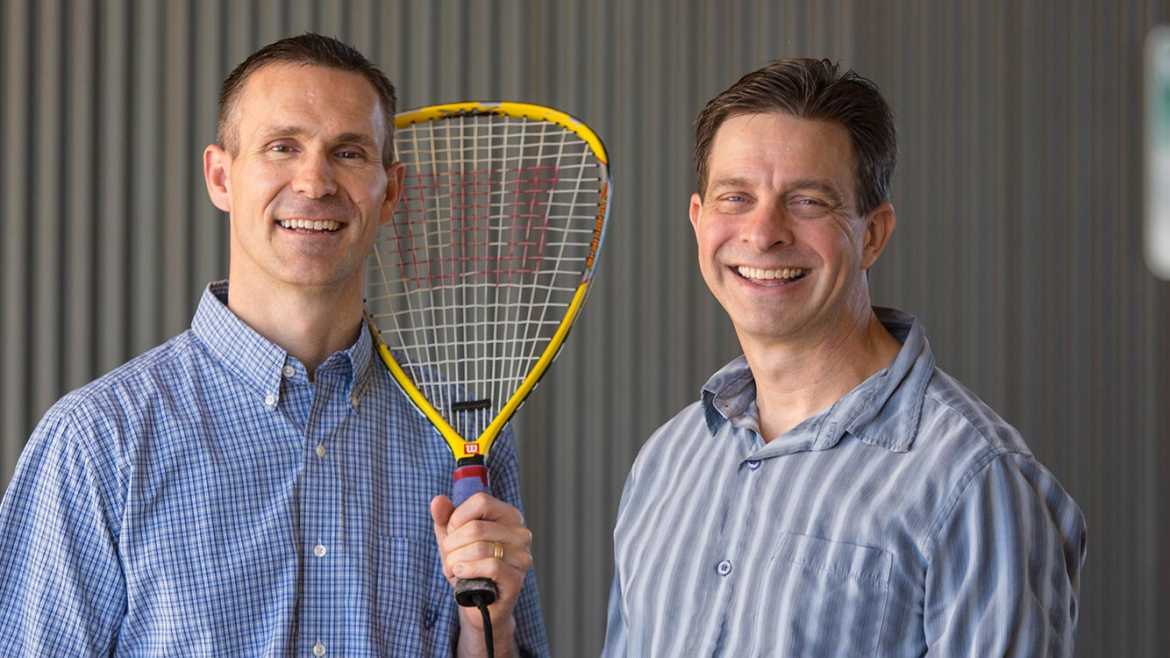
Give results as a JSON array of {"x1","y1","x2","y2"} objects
[{"x1": 452, "y1": 455, "x2": 489, "y2": 506}]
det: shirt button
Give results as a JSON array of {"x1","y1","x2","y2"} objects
[
  {"x1": 314, "y1": 544, "x2": 327, "y2": 558},
  {"x1": 263, "y1": 393, "x2": 277, "y2": 408},
  {"x1": 313, "y1": 641, "x2": 326, "y2": 657},
  {"x1": 315, "y1": 444, "x2": 326, "y2": 459},
  {"x1": 716, "y1": 559, "x2": 733, "y2": 576},
  {"x1": 282, "y1": 364, "x2": 295, "y2": 378},
  {"x1": 747, "y1": 460, "x2": 761, "y2": 470}
]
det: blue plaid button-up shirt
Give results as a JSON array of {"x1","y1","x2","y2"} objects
[
  {"x1": 0, "y1": 281, "x2": 548, "y2": 657},
  {"x1": 603, "y1": 308, "x2": 1085, "y2": 657}
]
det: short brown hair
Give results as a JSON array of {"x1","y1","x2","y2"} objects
[
  {"x1": 694, "y1": 58, "x2": 895, "y2": 215},
  {"x1": 217, "y1": 33, "x2": 398, "y2": 165}
]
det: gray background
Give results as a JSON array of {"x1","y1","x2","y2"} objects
[{"x1": 2, "y1": 0, "x2": 1168, "y2": 656}]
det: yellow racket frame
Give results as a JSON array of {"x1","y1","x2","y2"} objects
[{"x1": 371, "y1": 101, "x2": 610, "y2": 460}]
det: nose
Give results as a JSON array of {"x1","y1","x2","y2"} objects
[
  {"x1": 292, "y1": 150, "x2": 338, "y2": 199},
  {"x1": 742, "y1": 200, "x2": 794, "y2": 251}
]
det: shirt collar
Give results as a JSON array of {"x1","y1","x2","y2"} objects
[
  {"x1": 191, "y1": 281, "x2": 375, "y2": 408},
  {"x1": 700, "y1": 306, "x2": 935, "y2": 453}
]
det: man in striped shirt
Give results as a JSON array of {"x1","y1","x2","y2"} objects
[{"x1": 603, "y1": 59, "x2": 1085, "y2": 657}]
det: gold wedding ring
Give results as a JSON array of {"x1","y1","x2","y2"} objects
[{"x1": 492, "y1": 541, "x2": 505, "y2": 561}]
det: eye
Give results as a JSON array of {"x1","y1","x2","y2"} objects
[
  {"x1": 791, "y1": 196, "x2": 827, "y2": 207},
  {"x1": 787, "y1": 196, "x2": 833, "y2": 219},
  {"x1": 267, "y1": 141, "x2": 297, "y2": 155},
  {"x1": 714, "y1": 192, "x2": 754, "y2": 213},
  {"x1": 336, "y1": 147, "x2": 368, "y2": 161}
]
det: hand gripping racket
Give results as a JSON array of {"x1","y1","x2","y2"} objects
[{"x1": 366, "y1": 102, "x2": 611, "y2": 612}]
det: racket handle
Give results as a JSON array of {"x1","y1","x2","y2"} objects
[
  {"x1": 452, "y1": 458, "x2": 489, "y2": 507},
  {"x1": 452, "y1": 456, "x2": 499, "y2": 607}
]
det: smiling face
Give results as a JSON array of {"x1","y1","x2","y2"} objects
[
  {"x1": 204, "y1": 63, "x2": 402, "y2": 299},
  {"x1": 689, "y1": 111, "x2": 893, "y2": 348}
]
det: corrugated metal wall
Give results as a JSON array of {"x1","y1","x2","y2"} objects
[{"x1": 2, "y1": 1, "x2": 1168, "y2": 655}]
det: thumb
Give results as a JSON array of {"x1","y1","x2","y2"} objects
[{"x1": 430, "y1": 495, "x2": 455, "y2": 544}]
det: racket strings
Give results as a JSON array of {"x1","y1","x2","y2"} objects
[{"x1": 369, "y1": 112, "x2": 603, "y2": 442}]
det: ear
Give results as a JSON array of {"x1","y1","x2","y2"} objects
[
  {"x1": 860, "y1": 202, "x2": 896, "y2": 270},
  {"x1": 203, "y1": 144, "x2": 233, "y2": 213},
  {"x1": 380, "y1": 162, "x2": 406, "y2": 225},
  {"x1": 688, "y1": 192, "x2": 704, "y2": 239}
]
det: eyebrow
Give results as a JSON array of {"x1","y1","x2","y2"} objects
[
  {"x1": 782, "y1": 178, "x2": 846, "y2": 205},
  {"x1": 256, "y1": 125, "x2": 306, "y2": 141},
  {"x1": 334, "y1": 132, "x2": 379, "y2": 149},
  {"x1": 707, "y1": 176, "x2": 756, "y2": 194},
  {"x1": 256, "y1": 126, "x2": 378, "y2": 150},
  {"x1": 708, "y1": 176, "x2": 846, "y2": 205}
]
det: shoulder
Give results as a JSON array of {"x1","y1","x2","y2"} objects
[
  {"x1": 639, "y1": 399, "x2": 708, "y2": 451},
  {"x1": 916, "y1": 368, "x2": 1083, "y2": 549},
  {"x1": 625, "y1": 400, "x2": 709, "y2": 483},
  {"x1": 26, "y1": 331, "x2": 205, "y2": 463},
  {"x1": 5, "y1": 334, "x2": 199, "y2": 529},
  {"x1": 920, "y1": 367, "x2": 1031, "y2": 457}
]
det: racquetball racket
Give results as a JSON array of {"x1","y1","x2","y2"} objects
[{"x1": 365, "y1": 102, "x2": 611, "y2": 611}]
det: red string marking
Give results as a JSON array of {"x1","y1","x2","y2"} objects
[{"x1": 393, "y1": 164, "x2": 559, "y2": 288}]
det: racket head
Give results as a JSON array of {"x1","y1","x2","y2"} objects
[{"x1": 367, "y1": 101, "x2": 612, "y2": 460}]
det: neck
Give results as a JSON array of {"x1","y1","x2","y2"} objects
[
  {"x1": 740, "y1": 304, "x2": 901, "y2": 442},
  {"x1": 226, "y1": 271, "x2": 364, "y2": 378}
]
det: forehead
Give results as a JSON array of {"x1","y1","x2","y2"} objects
[
  {"x1": 232, "y1": 63, "x2": 386, "y2": 144},
  {"x1": 708, "y1": 112, "x2": 855, "y2": 189}
]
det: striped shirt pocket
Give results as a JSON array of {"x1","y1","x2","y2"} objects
[{"x1": 755, "y1": 533, "x2": 892, "y2": 657}]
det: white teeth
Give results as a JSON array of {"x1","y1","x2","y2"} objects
[
  {"x1": 278, "y1": 219, "x2": 341, "y2": 231},
  {"x1": 736, "y1": 266, "x2": 806, "y2": 281}
]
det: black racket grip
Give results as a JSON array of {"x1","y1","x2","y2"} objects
[{"x1": 452, "y1": 456, "x2": 498, "y2": 608}]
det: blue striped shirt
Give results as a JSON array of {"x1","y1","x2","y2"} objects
[
  {"x1": 0, "y1": 281, "x2": 548, "y2": 657},
  {"x1": 603, "y1": 308, "x2": 1085, "y2": 657}
]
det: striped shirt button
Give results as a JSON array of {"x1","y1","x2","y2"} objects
[
  {"x1": 263, "y1": 393, "x2": 277, "y2": 408},
  {"x1": 716, "y1": 559, "x2": 733, "y2": 576},
  {"x1": 282, "y1": 365, "x2": 295, "y2": 378},
  {"x1": 313, "y1": 641, "x2": 326, "y2": 656},
  {"x1": 747, "y1": 460, "x2": 761, "y2": 470},
  {"x1": 314, "y1": 544, "x2": 327, "y2": 558},
  {"x1": 315, "y1": 443, "x2": 326, "y2": 459}
]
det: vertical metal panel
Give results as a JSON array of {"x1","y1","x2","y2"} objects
[
  {"x1": 162, "y1": 0, "x2": 192, "y2": 336},
  {"x1": 130, "y1": 0, "x2": 163, "y2": 354},
  {"x1": 96, "y1": 0, "x2": 131, "y2": 374},
  {"x1": 192, "y1": 0, "x2": 227, "y2": 299},
  {"x1": 65, "y1": 0, "x2": 96, "y2": 392},
  {"x1": 2, "y1": 2, "x2": 1169, "y2": 656},
  {"x1": 32, "y1": 0, "x2": 64, "y2": 430},
  {"x1": 1, "y1": 0, "x2": 31, "y2": 476}
]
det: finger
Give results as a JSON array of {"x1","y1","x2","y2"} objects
[
  {"x1": 452, "y1": 553, "x2": 532, "y2": 630},
  {"x1": 447, "y1": 492, "x2": 525, "y2": 530},
  {"x1": 442, "y1": 518, "x2": 533, "y2": 555},
  {"x1": 452, "y1": 555, "x2": 528, "y2": 596},
  {"x1": 445, "y1": 539, "x2": 534, "y2": 573}
]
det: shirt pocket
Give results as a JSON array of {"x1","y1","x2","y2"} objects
[
  {"x1": 756, "y1": 533, "x2": 892, "y2": 658},
  {"x1": 373, "y1": 536, "x2": 451, "y2": 655}
]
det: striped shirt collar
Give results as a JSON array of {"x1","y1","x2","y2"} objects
[
  {"x1": 701, "y1": 307, "x2": 935, "y2": 453},
  {"x1": 191, "y1": 280, "x2": 374, "y2": 407}
]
